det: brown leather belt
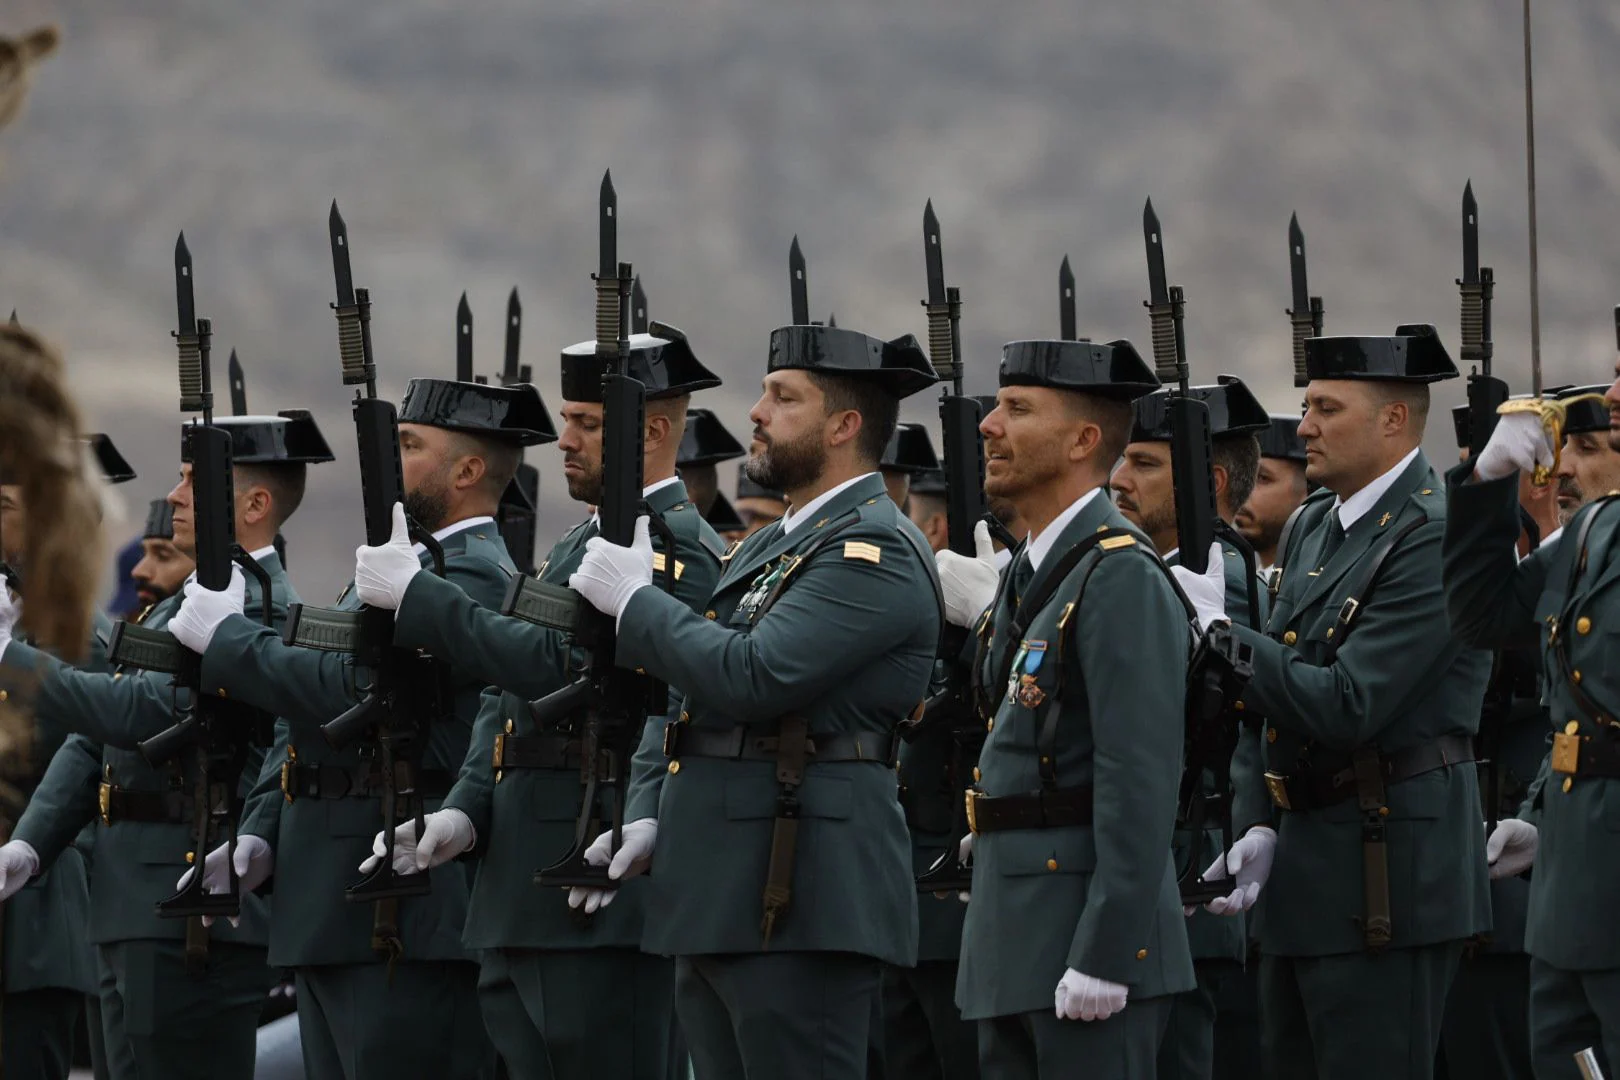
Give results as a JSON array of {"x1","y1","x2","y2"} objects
[
  {"x1": 1264, "y1": 734, "x2": 1474, "y2": 812},
  {"x1": 661, "y1": 723, "x2": 896, "y2": 766},
  {"x1": 965, "y1": 785, "x2": 1094, "y2": 834},
  {"x1": 1551, "y1": 724, "x2": 1620, "y2": 780},
  {"x1": 280, "y1": 764, "x2": 452, "y2": 802},
  {"x1": 98, "y1": 784, "x2": 192, "y2": 826}
]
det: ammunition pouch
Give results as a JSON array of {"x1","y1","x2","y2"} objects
[
  {"x1": 281, "y1": 604, "x2": 367, "y2": 653},
  {"x1": 1550, "y1": 725, "x2": 1620, "y2": 780},
  {"x1": 963, "y1": 785, "x2": 1093, "y2": 834},
  {"x1": 500, "y1": 576, "x2": 583, "y2": 633},
  {"x1": 280, "y1": 764, "x2": 451, "y2": 803},
  {"x1": 1262, "y1": 735, "x2": 1474, "y2": 813}
]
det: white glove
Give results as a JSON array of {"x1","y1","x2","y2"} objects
[
  {"x1": 936, "y1": 520, "x2": 1000, "y2": 628},
  {"x1": 0, "y1": 840, "x2": 40, "y2": 902},
  {"x1": 1170, "y1": 541, "x2": 1227, "y2": 632},
  {"x1": 1474, "y1": 411, "x2": 1554, "y2": 482},
  {"x1": 176, "y1": 835, "x2": 274, "y2": 927},
  {"x1": 566, "y1": 818, "x2": 657, "y2": 914},
  {"x1": 167, "y1": 565, "x2": 246, "y2": 654},
  {"x1": 956, "y1": 832, "x2": 974, "y2": 903},
  {"x1": 0, "y1": 573, "x2": 21, "y2": 654},
  {"x1": 1486, "y1": 818, "x2": 1538, "y2": 879},
  {"x1": 1204, "y1": 825, "x2": 1277, "y2": 915},
  {"x1": 1054, "y1": 968, "x2": 1128, "y2": 1022},
  {"x1": 570, "y1": 516, "x2": 654, "y2": 622},
  {"x1": 358, "y1": 808, "x2": 475, "y2": 875},
  {"x1": 354, "y1": 503, "x2": 422, "y2": 611}
]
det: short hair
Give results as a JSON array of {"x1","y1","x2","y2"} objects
[
  {"x1": 1371, "y1": 382, "x2": 1430, "y2": 437},
  {"x1": 1212, "y1": 433, "x2": 1262, "y2": 511},
  {"x1": 806, "y1": 372, "x2": 899, "y2": 464},
  {"x1": 648, "y1": 394, "x2": 691, "y2": 446},
  {"x1": 234, "y1": 462, "x2": 308, "y2": 529},
  {"x1": 1067, "y1": 393, "x2": 1136, "y2": 468},
  {"x1": 447, "y1": 431, "x2": 522, "y2": 500}
]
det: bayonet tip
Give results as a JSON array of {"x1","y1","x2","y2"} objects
[
  {"x1": 458, "y1": 290, "x2": 470, "y2": 311},
  {"x1": 601, "y1": 169, "x2": 615, "y2": 196},
  {"x1": 1143, "y1": 198, "x2": 1160, "y2": 231},
  {"x1": 508, "y1": 286, "x2": 519, "y2": 305},
  {"x1": 175, "y1": 231, "x2": 188, "y2": 256},
  {"x1": 1060, "y1": 254, "x2": 1072, "y2": 273}
]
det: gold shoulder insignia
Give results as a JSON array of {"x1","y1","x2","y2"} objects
[
  {"x1": 1098, "y1": 535, "x2": 1137, "y2": 551},
  {"x1": 720, "y1": 540, "x2": 744, "y2": 563},
  {"x1": 1378, "y1": 512, "x2": 1392, "y2": 527},
  {"x1": 843, "y1": 540, "x2": 883, "y2": 565},
  {"x1": 651, "y1": 553, "x2": 686, "y2": 580}
]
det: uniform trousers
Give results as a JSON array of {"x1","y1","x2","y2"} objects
[
  {"x1": 294, "y1": 960, "x2": 495, "y2": 1080},
  {"x1": 1158, "y1": 958, "x2": 1242, "y2": 1080},
  {"x1": 978, "y1": 995, "x2": 1170, "y2": 1079},
  {"x1": 879, "y1": 960, "x2": 979, "y2": 1080},
  {"x1": 1, "y1": 987, "x2": 81, "y2": 1080},
  {"x1": 1527, "y1": 958, "x2": 1620, "y2": 1079},
  {"x1": 675, "y1": 951, "x2": 880, "y2": 1080},
  {"x1": 476, "y1": 945, "x2": 676, "y2": 1080},
  {"x1": 1437, "y1": 949, "x2": 1532, "y2": 1080},
  {"x1": 1259, "y1": 942, "x2": 1463, "y2": 1080}
]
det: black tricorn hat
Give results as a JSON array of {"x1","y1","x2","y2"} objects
[
  {"x1": 86, "y1": 434, "x2": 136, "y2": 484},
  {"x1": 399, "y1": 379, "x2": 558, "y2": 447},
  {"x1": 881, "y1": 422, "x2": 941, "y2": 474},
  {"x1": 908, "y1": 467, "x2": 948, "y2": 497},
  {"x1": 182, "y1": 411, "x2": 338, "y2": 465},
  {"x1": 767, "y1": 325, "x2": 938, "y2": 399},
  {"x1": 561, "y1": 322, "x2": 722, "y2": 403},
  {"x1": 1258, "y1": 413, "x2": 1308, "y2": 462},
  {"x1": 1303, "y1": 323, "x2": 1460, "y2": 383},
  {"x1": 736, "y1": 462, "x2": 786, "y2": 503},
  {"x1": 703, "y1": 491, "x2": 746, "y2": 533},
  {"x1": 999, "y1": 339, "x2": 1160, "y2": 400},
  {"x1": 143, "y1": 498, "x2": 175, "y2": 540},
  {"x1": 1131, "y1": 376, "x2": 1270, "y2": 443},
  {"x1": 678, "y1": 408, "x2": 747, "y2": 468},
  {"x1": 1558, "y1": 384, "x2": 1611, "y2": 436}
]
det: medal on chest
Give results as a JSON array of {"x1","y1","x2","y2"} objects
[
  {"x1": 738, "y1": 555, "x2": 795, "y2": 622},
  {"x1": 1006, "y1": 639, "x2": 1048, "y2": 708}
]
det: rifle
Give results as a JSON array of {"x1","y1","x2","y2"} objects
[
  {"x1": 1142, "y1": 200, "x2": 1257, "y2": 904},
  {"x1": 911, "y1": 200, "x2": 995, "y2": 894},
  {"x1": 496, "y1": 287, "x2": 541, "y2": 574},
  {"x1": 1286, "y1": 213, "x2": 1325, "y2": 389},
  {"x1": 279, "y1": 204, "x2": 453, "y2": 928},
  {"x1": 1460, "y1": 182, "x2": 1508, "y2": 457},
  {"x1": 531, "y1": 171, "x2": 672, "y2": 890},
  {"x1": 107, "y1": 234, "x2": 277, "y2": 935}
]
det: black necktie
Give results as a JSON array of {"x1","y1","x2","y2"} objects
[
  {"x1": 1319, "y1": 509, "x2": 1345, "y2": 567},
  {"x1": 1010, "y1": 550, "x2": 1034, "y2": 607}
]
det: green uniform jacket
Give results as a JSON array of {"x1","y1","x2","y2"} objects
[
  {"x1": 1231, "y1": 452, "x2": 1491, "y2": 957},
  {"x1": 5, "y1": 553, "x2": 295, "y2": 948},
  {"x1": 1169, "y1": 538, "x2": 1269, "y2": 965},
  {"x1": 1441, "y1": 467, "x2": 1620, "y2": 971},
  {"x1": 619, "y1": 474, "x2": 936, "y2": 965},
  {"x1": 212, "y1": 524, "x2": 512, "y2": 967},
  {"x1": 391, "y1": 482, "x2": 723, "y2": 951},
  {"x1": 957, "y1": 493, "x2": 1196, "y2": 1020},
  {"x1": 0, "y1": 613, "x2": 112, "y2": 994}
]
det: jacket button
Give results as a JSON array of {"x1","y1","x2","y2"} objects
[
  {"x1": 1567, "y1": 720, "x2": 1580, "y2": 735},
  {"x1": 972, "y1": 767, "x2": 981, "y2": 783},
  {"x1": 1578, "y1": 617, "x2": 1592, "y2": 635},
  {"x1": 0, "y1": 690, "x2": 7, "y2": 702},
  {"x1": 1574, "y1": 670, "x2": 1583, "y2": 685},
  {"x1": 667, "y1": 760, "x2": 681, "y2": 775},
  {"x1": 1136, "y1": 948, "x2": 1148, "y2": 960},
  {"x1": 1563, "y1": 777, "x2": 1574, "y2": 793},
  {"x1": 986, "y1": 719, "x2": 994, "y2": 733},
  {"x1": 1283, "y1": 631, "x2": 1298, "y2": 645},
  {"x1": 1046, "y1": 859, "x2": 1058, "y2": 871},
  {"x1": 705, "y1": 610, "x2": 717, "y2": 620}
]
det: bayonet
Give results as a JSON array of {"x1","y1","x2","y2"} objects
[
  {"x1": 922, "y1": 200, "x2": 955, "y2": 382},
  {"x1": 456, "y1": 293, "x2": 473, "y2": 383},
  {"x1": 228, "y1": 350, "x2": 247, "y2": 416},
  {"x1": 1144, "y1": 200, "x2": 1170, "y2": 310},
  {"x1": 631, "y1": 276, "x2": 649, "y2": 335},
  {"x1": 595, "y1": 171, "x2": 620, "y2": 359},
  {"x1": 504, "y1": 288, "x2": 523, "y2": 384},
  {"x1": 1462, "y1": 182, "x2": 1480, "y2": 287},
  {"x1": 329, "y1": 202, "x2": 356, "y2": 309},
  {"x1": 174, "y1": 233, "x2": 208, "y2": 415},
  {"x1": 789, "y1": 236, "x2": 809, "y2": 325},
  {"x1": 1059, "y1": 256, "x2": 1076, "y2": 341},
  {"x1": 1286, "y1": 213, "x2": 1324, "y2": 387}
]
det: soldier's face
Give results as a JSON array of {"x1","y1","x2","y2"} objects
[
  {"x1": 1111, "y1": 442, "x2": 1177, "y2": 549},
  {"x1": 980, "y1": 386, "x2": 1083, "y2": 502},
  {"x1": 131, "y1": 537, "x2": 193, "y2": 608},
  {"x1": 166, "y1": 465, "x2": 196, "y2": 557},
  {"x1": 0, "y1": 484, "x2": 22, "y2": 565},
  {"x1": 399, "y1": 423, "x2": 460, "y2": 531},
  {"x1": 557, "y1": 402, "x2": 606, "y2": 505},
  {"x1": 906, "y1": 494, "x2": 950, "y2": 554},
  {"x1": 1555, "y1": 432, "x2": 1620, "y2": 527},
  {"x1": 1607, "y1": 360, "x2": 1620, "y2": 452},
  {"x1": 1298, "y1": 382, "x2": 1386, "y2": 495},
  {"x1": 746, "y1": 371, "x2": 828, "y2": 495},
  {"x1": 1235, "y1": 458, "x2": 1308, "y2": 555}
]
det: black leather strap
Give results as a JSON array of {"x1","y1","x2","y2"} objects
[
  {"x1": 1267, "y1": 734, "x2": 1475, "y2": 811},
  {"x1": 493, "y1": 733, "x2": 583, "y2": 771},
  {"x1": 662, "y1": 722, "x2": 895, "y2": 766},
  {"x1": 966, "y1": 785, "x2": 1094, "y2": 833},
  {"x1": 101, "y1": 786, "x2": 192, "y2": 824},
  {"x1": 283, "y1": 765, "x2": 452, "y2": 801}
]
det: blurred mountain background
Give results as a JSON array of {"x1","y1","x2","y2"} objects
[{"x1": 3, "y1": 0, "x2": 1619, "y2": 596}]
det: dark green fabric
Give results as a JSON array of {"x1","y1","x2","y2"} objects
[
  {"x1": 1438, "y1": 950, "x2": 1532, "y2": 1080},
  {"x1": 978, "y1": 996, "x2": 1171, "y2": 1079},
  {"x1": 619, "y1": 475, "x2": 937, "y2": 964},
  {"x1": 1258, "y1": 943, "x2": 1462, "y2": 1080},
  {"x1": 1210, "y1": 958, "x2": 1261, "y2": 1080},
  {"x1": 93, "y1": 949, "x2": 136, "y2": 1080},
  {"x1": 1527, "y1": 958, "x2": 1620, "y2": 1078},
  {"x1": 294, "y1": 961, "x2": 494, "y2": 1080},
  {"x1": 1232, "y1": 453, "x2": 1491, "y2": 957},
  {"x1": 881, "y1": 960, "x2": 979, "y2": 1080},
  {"x1": 0, "y1": 986, "x2": 80, "y2": 1080},
  {"x1": 674, "y1": 951, "x2": 881, "y2": 1080},
  {"x1": 958, "y1": 493, "x2": 1195, "y2": 1019},
  {"x1": 1157, "y1": 959, "x2": 1240, "y2": 1080},
  {"x1": 99, "y1": 938, "x2": 274, "y2": 1080},
  {"x1": 475, "y1": 946, "x2": 675, "y2": 1079}
]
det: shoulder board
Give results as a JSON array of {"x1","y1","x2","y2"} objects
[
  {"x1": 843, "y1": 540, "x2": 883, "y2": 564},
  {"x1": 1098, "y1": 534, "x2": 1137, "y2": 552},
  {"x1": 651, "y1": 552, "x2": 687, "y2": 580}
]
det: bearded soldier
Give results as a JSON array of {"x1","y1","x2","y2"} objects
[
  {"x1": 1551, "y1": 386, "x2": 1620, "y2": 531},
  {"x1": 1235, "y1": 416, "x2": 1310, "y2": 573}
]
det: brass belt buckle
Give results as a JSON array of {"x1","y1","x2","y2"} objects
[
  {"x1": 662, "y1": 720, "x2": 680, "y2": 759},
  {"x1": 281, "y1": 743, "x2": 298, "y2": 804},
  {"x1": 1264, "y1": 772, "x2": 1293, "y2": 811},
  {"x1": 1551, "y1": 731, "x2": 1582, "y2": 776},
  {"x1": 964, "y1": 789, "x2": 981, "y2": 835},
  {"x1": 98, "y1": 781, "x2": 113, "y2": 825},
  {"x1": 494, "y1": 719, "x2": 514, "y2": 783}
]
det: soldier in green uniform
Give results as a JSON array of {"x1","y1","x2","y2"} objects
[
  {"x1": 565, "y1": 323, "x2": 941, "y2": 1080},
  {"x1": 880, "y1": 422, "x2": 940, "y2": 510},
  {"x1": 730, "y1": 462, "x2": 788, "y2": 541},
  {"x1": 1110, "y1": 377, "x2": 1269, "y2": 1080},
  {"x1": 1207, "y1": 325, "x2": 1491, "y2": 1080},
  {"x1": 934, "y1": 336, "x2": 1196, "y2": 1078},
  {"x1": 1235, "y1": 415, "x2": 1310, "y2": 574},
  {"x1": 131, "y1": 499, "x2": 195, "y2": 611},
  {"x1": 1441, "y1": 365, "x2": 1620, "y2": 1075},
  {"x1": 167, "y1": 379, "x2": 553, "y2": 1080},
  {"x1": 904, "y1": 468, "x2": 950, "y2": 552},
  {"x1": 348, "y1": 328, "x2": 725, "y2": 1078},
  {"x1": 677, "y1": 404, "x2": 747, "y2": 533},
  {"x1": 0, "y1": 411, "x2": 333, "y2": 1080},
  {"x1": 1552, "y1": 386, "x2": 1620, "y2": 530},
  {"x1": 0, "y1": 435, "x2": 137, "y2": 1080}
]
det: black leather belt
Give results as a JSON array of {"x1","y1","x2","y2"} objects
[
  {"x1": 1265, "y1": 734, "x2": 1475, "y2": 812},
  {"x1": 1551, "y1": 724, "x2": 1620, "y2": 780},
  {"x1": 98, "y1": 784, "x2": 192, "y2": 826},
  {"x1": 661, "y1": 722, "x2": 896, "y2": 766},
  {"x1": 280, "y1": 764, "x2": 452, "y2": 802},
  {"x1": 964, "y1": 785, "x2": 1093, "y2": 833},
  {"x1": 492, "y1": 732, "x2": 583, "y2": 772}
]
